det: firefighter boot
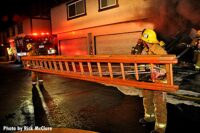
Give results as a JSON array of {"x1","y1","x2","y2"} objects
[
  {"x1": 38, "y1": 80, "x2": 44, "y2": 89},
  {"x1": 38, "y1": 80, "x2": 43, "y2": 85},
  {"x1": 150, "y1": 130, "x2": 159, "y2": 133},
  {"x1": 139, "y1": 118, "x2": 148, "y2": 125},
  {"x1": 38, "y1": 73, "x2": 43, "y2": 86},
  {"x1": 32, "y1": 82, "x2": 37, "y2": 88},
  {"x1": 139, "y1": 118, "x2": 155, "y2": 125}
]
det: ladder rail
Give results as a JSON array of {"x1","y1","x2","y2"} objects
[{"x1": 22, "y1": 55, "x2": 178, "y2": 92}]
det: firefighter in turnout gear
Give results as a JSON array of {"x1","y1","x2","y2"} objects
[
  {"x1": 27, "y1": 43, "x2": 43, "y2": 87},
  {"x1": 132, "y1": 29, "x2": 168, "y2": 133},
  {"x1": 191, "y1": 30, "x2": 200, "y2": 70}
]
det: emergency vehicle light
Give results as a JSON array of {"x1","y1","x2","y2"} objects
[
  {"x1": 9, "y1": 39, "x2": 14, "y2": 43},
  {"x1": 48, "y1": 48, "x2": 56, "y2": 54},
  {"x1": 32, "y1": 33, "x2": 38, "y2": 36},
  {"x1": 17, "y1": 52, "x2": 27, "y2": 57},
  {"x1": 33, "y1": 32, "x2": 49, "y2": 36}
]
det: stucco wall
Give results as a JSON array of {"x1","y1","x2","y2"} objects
[
  {"x1": 22, "y1": 18, "x2": 31, "y2": 35},
  {"x1": 51, "y1": 0, "x2": 155, "y2": 34},
  {"x1": 32, "y1": 19, "x2": 51, "y2": 34}
]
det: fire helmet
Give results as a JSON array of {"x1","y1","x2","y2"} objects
[
  {"x1": 27, "y1": 43, "x2": 32, "y2": 51},
  {"x1": 141, "y1": 29, "x2": 159, "y2": 44}
]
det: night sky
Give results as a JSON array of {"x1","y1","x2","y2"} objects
[
  {"x1": 0, "y1": 0, "x2": 32, "y2": 30},
  {"x1": 0, "y1": 0, "x2": 65, "y2": 31}
]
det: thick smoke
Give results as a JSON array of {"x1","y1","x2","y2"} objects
[
  {"x1": 149, "y1": 0, "x2": 200, "y2": 38},
  {"x1": 177, "y1": 0, "x2": 200, "y2": 26}
]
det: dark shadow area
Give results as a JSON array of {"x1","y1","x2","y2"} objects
[
  {"x1": 38, "y1": 84, "x2": 66, "y2": 127},
  {"x1": 166, "y1": 103, "x2": 200, "y2": 133},
  {"x1": 78, "y1": 96, "x2": 148, "y2": 133},
  {"x1": 32, "y1": 86, "x2": 49, "y2": 126},
  {"x1": 39, "y1": 84, "x2": 53, "y2": 105}
]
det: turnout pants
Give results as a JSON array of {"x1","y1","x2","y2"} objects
[
  {"x1": 31, "y1": 71, "x2": 43, "y2": 85},
  {"x1": 143, "y1": 90, "x2": 167, "y2": 133}
]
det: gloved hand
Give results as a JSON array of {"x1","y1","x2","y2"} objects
[
  {"x1": 151, "y1": 68, "x2": 166, "y2": 81},
  {"x1": 27, "y1": 64, "x2": 32, "y2": 68}
]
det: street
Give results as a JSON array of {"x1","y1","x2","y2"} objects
[{"x1": 0, "y1": 63, "x2": 200, "y2": 133}]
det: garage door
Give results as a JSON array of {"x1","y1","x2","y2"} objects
[
  {"x1": 95, "y1": 32, "x2": 141, "y2": 55},
  {"x1": 59, "y1": 38, "x2": 88, "y2": 55}
]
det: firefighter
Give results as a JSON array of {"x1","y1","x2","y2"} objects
[
  {"x1": 192, "y1": 30, "x2": 200, "y2": 70},
  {"x1": 132, "y1": 29, "x2": 168, "y2": 133},
  {"x1": 7, "y1": 47, "x2": 13, "y2": 61},
  {"x1": 27, "y1": 43, "x2": 43, "y2": 87}
]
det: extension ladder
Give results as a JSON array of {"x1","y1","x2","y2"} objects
[{"x1": 21, "y1": 55, "x2": 178, "y2": 92}]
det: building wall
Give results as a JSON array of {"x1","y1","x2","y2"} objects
[
  {"x1": 51, "y1": 0, "x2": 154, "y2": 34},
  {"x1": 32, "y1": 19, "x2": 51, "y2": 34},
  {"x1": 4, "y1": 18, "x2": 51, "y2": 45},
  {"x1": 51, "y1": 0, "x2": 156, "y2": 55},
  {"x1": 22, "y1": 18, "x2": 31, "y2": 35}
]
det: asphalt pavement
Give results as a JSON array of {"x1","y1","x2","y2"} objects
[{"x1": 0, "y1": 63, "x2": 200, "y2": 133}]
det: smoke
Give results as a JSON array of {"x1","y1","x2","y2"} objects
[
  {"x1": 149, "y1": 0, "x2": 200, "y2": 38},
  {"x1": 177, "y1": 0, "x2": 200, "y2": 26}
]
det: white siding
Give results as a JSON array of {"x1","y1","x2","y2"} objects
[
  {"x1": 32, "y1": 19, "x2": 51, "y2": 34},
  {"x1": 51, "y1": 0, "x2": 155, "y2": 34}
]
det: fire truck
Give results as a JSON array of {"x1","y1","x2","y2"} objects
[{"x1": 14, "y1": 33, "x2": 57, "y2": 62}]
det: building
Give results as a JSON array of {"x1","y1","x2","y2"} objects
[
  {"x1": 7, "y1": 16, "x2": 51, "y2": 39},
  {"x1": 1, "y1": 17, "x2": 52, "y2": 61},
  {"x1": 51, "y1": 0, "x2": 156, "y2": 55},
  {"x1": 0, "y1": 32, "x2": 7, "y2": 61}
]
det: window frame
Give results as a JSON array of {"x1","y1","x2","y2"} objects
[
  {"x1": 66, "y1": 0, "x2": 87, "y2": 20},
  {"x1": 98, "y1": 0, "x2": 119, "y2": 12}
]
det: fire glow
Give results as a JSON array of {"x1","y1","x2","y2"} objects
[{"x1": 32, "y1": 32, "x2": 49, "y2": 36}]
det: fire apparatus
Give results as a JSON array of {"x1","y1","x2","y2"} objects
[{"x1": 14, "y1": 33, "x2": 57, "y2": 62}]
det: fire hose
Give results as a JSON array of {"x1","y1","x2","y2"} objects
[
  {"x1": 177, "y1": 47, "x2": 191, "y2": 59},
  {"x1": 168, "y1": 92, "x2": 200, "y2": 101}
]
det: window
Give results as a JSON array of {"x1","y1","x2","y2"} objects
[
  {"x1": 98, "y1": 0, "x2": 118, "y2": 11},
  {"x1": 67, "y1": 0, "x2": 86, "y2": 20}
]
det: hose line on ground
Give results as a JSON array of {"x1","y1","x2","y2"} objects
[{"x1": 168, "y1": 93, "x2": 200, "y2": 101}]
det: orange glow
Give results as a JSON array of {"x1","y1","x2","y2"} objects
[
  {"x1": 9, "y1": 39, "x2": 14, "y2": 43},
  {"x1": 32, "y1": 32, "x2": 49, "y2": 36},
  {"x1": 74, "y1": 50, "x2": 88, "y2": 55},
  {"x1": 32, "y1": 33, "x2": 38, "y2": 36}
]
